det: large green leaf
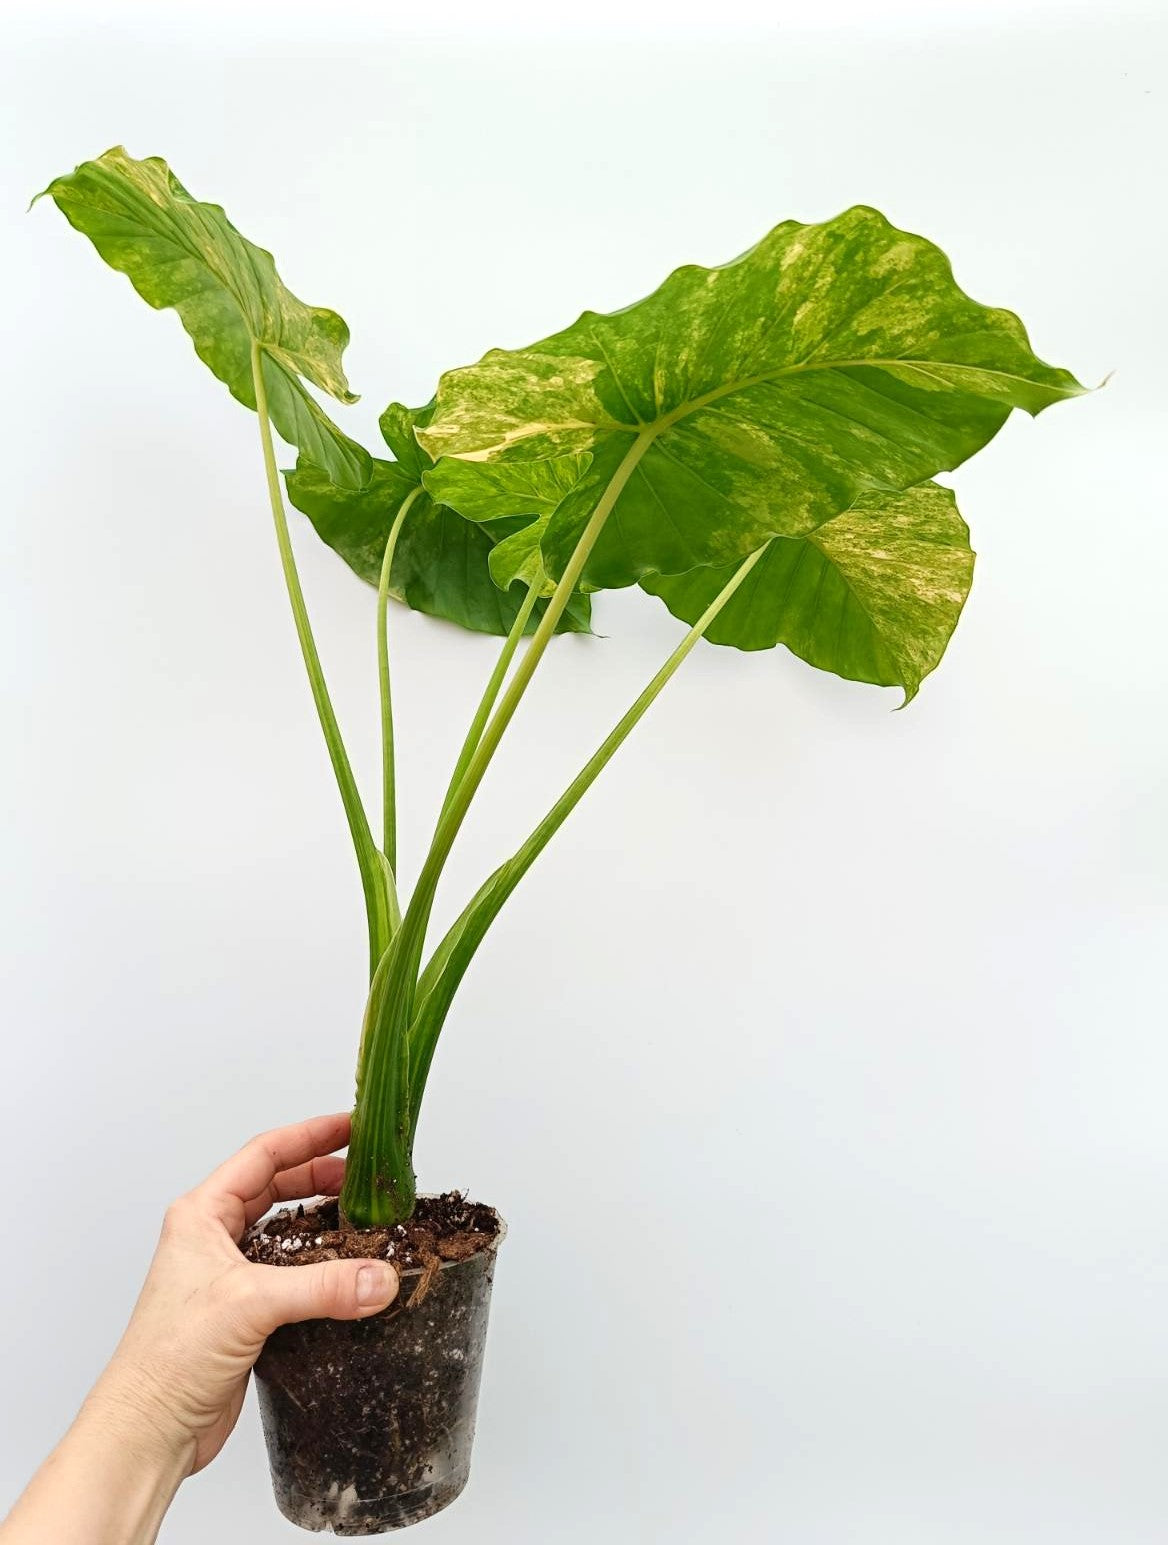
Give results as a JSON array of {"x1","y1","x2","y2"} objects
[
  {"x1": 39, "y1": 146, "x2": 370, "y2": 489},
  {"x1": 285, "y1": 450, "x2": 592, "y2": 637},
  {"x1": 643, "y1": 481, "x2": 973, "y2": 701},
  {"x1": 415, "y1": 206, "x2": 1084, "y2": 588}
]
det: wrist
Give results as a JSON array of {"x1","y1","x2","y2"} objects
[{"x1": 80, "y1": 1368, "x2": 198, "y2": 1481}]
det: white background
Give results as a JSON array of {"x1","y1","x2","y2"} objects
[{"x1": 2, "y1": 2, "x2": 1166, "y2": 1541}]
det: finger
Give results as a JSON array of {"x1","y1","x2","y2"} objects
[
  {"x1": 197, "y1": 1114, "x2": 351, "y2": 1217},
  {"x1": 242, "y1": 1155, "x2": 347, "y2": 1227},
  {"x1": 237, "y1": 1259, "x2": 398, "y2": 1335}
]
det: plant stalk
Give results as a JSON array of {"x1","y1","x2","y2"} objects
[
  {"x1": 393, "y1": 427, "x2": 654, "y2": 1010},
  {"x1": 378, "y1": 486, "x2": 423, "y2": 879},
  {"x1": 407, "y1": 431, "x2": 654, "y2": 960},
  {"x1": 438, "y1": 581, "x2": 540, "y2": 821},
  {"x1": 250, "y1": 342, "x2": 391, "y2": 977},
  {"x1": 341, "y1": 430, "x2": 654, "y2": 1225}
]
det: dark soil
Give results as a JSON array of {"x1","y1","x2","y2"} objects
[{"x1": 243, "y1": 1191, "x2": 499, "y2": 1279}]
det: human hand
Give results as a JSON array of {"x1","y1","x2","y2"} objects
[
  {"x1": 2, "y1": 1114, "x2": 399, "y2": 1544},
  {"x1": 90, "y1": 1112, "x2": 398, "y2": 1477}
]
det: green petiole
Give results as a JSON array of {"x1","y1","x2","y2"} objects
[
  {"x1": 378, "y1": 486, "x2": 423, "y2": 882},
  {"x1": 250, "y1": 342, "x2": 392, "y2": 978},
  {"x1": 342, "y1": 433, "x2": 654, "y2": 1223},
  {"x1": 439, "y1": 581, "x2": 541, "y2": 822}
]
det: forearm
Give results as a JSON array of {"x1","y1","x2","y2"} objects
[{"x1": 1, "y1": 1384, "x2": 193, "y2": 1545}]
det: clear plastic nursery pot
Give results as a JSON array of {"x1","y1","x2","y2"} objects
[{"x1": 254, "y1": 1213, "x2": 505, "y2": 1535}]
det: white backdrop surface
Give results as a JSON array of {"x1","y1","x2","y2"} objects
[{"x1": 1, "y1": 2, "x2": 1166, "y2": 1541}]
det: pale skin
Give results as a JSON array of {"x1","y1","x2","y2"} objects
[{"x1": 0, "y1": 1114, "x2": 398, "y2": 1545}]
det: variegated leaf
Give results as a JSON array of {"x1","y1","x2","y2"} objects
[
  {"x1": 643, "y1": 481, "x2": 973, "y2": 701},
  {"x1": 416, "y1": 206, "x2": 1083, "y2": 589},
  {"x1": 40, "y1": 147, "x2": 370, "y2": 488}
]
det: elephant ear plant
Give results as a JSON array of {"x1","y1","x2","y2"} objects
[{"x1": 41, "y1": 147, "x2": 1086, "y2": 1533}]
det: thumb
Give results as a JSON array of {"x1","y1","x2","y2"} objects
[{"x1": 243, "y1": 1258, "x2": 399, "y2": 1334}]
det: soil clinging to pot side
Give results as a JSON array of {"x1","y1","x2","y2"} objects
[{"x1": 243, "y1": 1192, "x2": 499, "y2": 1278}]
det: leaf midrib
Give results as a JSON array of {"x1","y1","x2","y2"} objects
[
  {"x1": 646, "y1": 356, "x2": 1078, "y2": 433},
  {"x1": 454, "y1": 353, "x2": 1079, "y2": 462}
]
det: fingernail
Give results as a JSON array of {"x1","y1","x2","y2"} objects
[{"x1": 356, "y1": 1263, "x2": 394, "y2": 1307}]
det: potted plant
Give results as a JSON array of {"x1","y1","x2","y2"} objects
[{"x1": 40, "y1": 147, "x2": 1086, "y2": 1534}]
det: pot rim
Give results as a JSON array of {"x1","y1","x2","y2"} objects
[
  {"x1": 248, "y1": 1194, "x2": 506, "y2": 1280},
  {"x1": 396, "y1": 1199, "x2": 506, "y2": 1280}
]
